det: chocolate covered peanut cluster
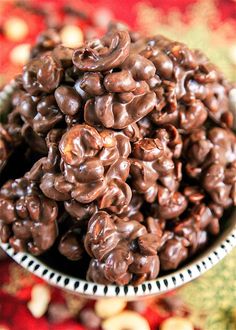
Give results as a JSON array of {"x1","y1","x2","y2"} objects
[
  {"x1": 85, "y1": 211, "x2": 160, "y2": 285},
  {"x1": 0, "y1": 24, "x2": 236, "y2": 285},
  {"x1": 0, "y1": 178, "x2": 58, "y2": 255}
]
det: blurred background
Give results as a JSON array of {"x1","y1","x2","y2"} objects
[
  {"x1": 0, "y1": 0, "x2": 236, "y2": 329},
  {"x1": 2, "y1": 0, "x2": 236, "y2": 87}
]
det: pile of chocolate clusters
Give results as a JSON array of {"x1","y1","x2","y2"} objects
[{"x1": 0, "y1": 24, "x2": 236, "y2": 285}]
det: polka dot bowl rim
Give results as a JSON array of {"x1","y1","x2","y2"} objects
[
  {"x1": 0, "y1": 81, "x2": 236, "y2": 299},
  {"x1": 1, "y1": 220, "x2": 235, "y2": 298}
]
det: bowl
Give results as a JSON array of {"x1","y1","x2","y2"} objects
[{"x1": 0, "y1": 81, "x2": 236, "y2": 299}]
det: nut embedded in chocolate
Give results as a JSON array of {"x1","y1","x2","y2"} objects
[
  {"x1": 0, "y1": 24, "x2": 236, "y2": 286},
  {"x1": 0, "y1": 178, "x2": 58, "y2": 255},
  {"x1": 85, "y1": 211, "x2": 160, "y2": 285},
  {"x1": 59, "y1": 227, "x2": 84, "y2": 260}
]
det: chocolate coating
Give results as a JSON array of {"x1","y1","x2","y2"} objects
[
  {"x1": 55, "y1": 86, "x2": 82, "y2": 116},
  {"x1": 85, "y1": 211, "x2": 160, "y2": 285},
  {"x1": 1, "y1": 25, "x2": 236, "y2": 285},
  {"x1": 0, "y1": 178, "x2": 58, "y2": 255},
  {"x1": 73, "y1": 30, "x2": 131, "y2": 72},
  {"x1": 59, "y1": 227, "x2": 84, "y2": 260},
  {"x1": 184, "y1": 127, "x2": 236, "y2": 207}
]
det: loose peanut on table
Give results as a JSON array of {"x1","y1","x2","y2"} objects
[
  {"x1": 102, "y1": 311, "x2": 150, "y2": 330},
  {"x1": 27, "y1": 284, "x2": 51, "y2": 318},
  {"x1": 160, "y1": 317, "x2": 194, "y2": 330},
  {"x1": 95, "y1": 298, "x2": 127, "y2": 318}
]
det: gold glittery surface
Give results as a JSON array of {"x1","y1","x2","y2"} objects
[{"x1": 180, "y1": 248, "x2": 236, "y2": 329}]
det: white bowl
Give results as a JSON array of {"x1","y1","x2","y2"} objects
[{"x1": 0, "y1": 81, "x2": 236, "y2": 299}]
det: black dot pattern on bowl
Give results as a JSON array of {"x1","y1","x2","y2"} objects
[
  {"x1": 104, "y1": 286, "x2": 108, "y2": 295},
  {"x1": 34, "y1": 264, "x2": 40, "y2": 271},
  {"x1": 49, "y1": 272, "x2": 55, "y2": 279},
  {"x1": 0, "y1": 228, "x2": 235, "y2": 297},
  {"x1": 221, "y1": 244, "x2": 228, "y2": 253},
  {"x1": 42, "y1": 269, "x2": 48, "y2": 276},
  {"x1": 28, "y1": 260, "x2": 34, "y2": 267},
  {"x1": 21, "y1": 256, "x2": 27, "y2": 262},
  {"x1": 202, "y1": 261, "x2": 207, "y2": 269},
  {"x1": 214, "y1": 251, "x2": 219, "y2": 259},
  {"x1": 225, "y1": 239, "x2": 233, "y2": 247},
  {"x1": 93, "y1": 285, "x2": 97, "y2": 294},
  {"x1": 64, "y1": 278, "x2": 69, "y2": 286},
  {"x1": 142, "y1": 284, "x2": 146, "y2": 292},
  {"x1": 180, "y1": 274, "x2": 184, "y2": 281},
  {"x1": 208, "y1": 256, "x2": 213, "y2": 264}
]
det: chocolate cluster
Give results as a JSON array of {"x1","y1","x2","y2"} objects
[
  {"x1": 0, "y1": 178, "x2": 58, "y2": 255},
  {"x1": 0, "y1": 24, "x2": 236, "y2": 285}
]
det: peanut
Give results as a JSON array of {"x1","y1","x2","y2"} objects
[
  {"x1": 95, "y1": 298, "x2": 126, "y2": 319},
  {"x1": 60, "y1": 25, "x2": 83, "y2": 48},
  {"x1": 102, "y1": 310, "x2": 150, "y2": 330},
  {"x1": 4, "y1": 17, "x2": 28, "y2": 42},
  {"x1": 10, "y1": 43, "x2": 30, "y2": 65},
  {"x1": 27, "y1": 284, "x2": 51, "y2": 318},
  {"x1": 160, "y1": 317, "x2": 194, "y2": 330}
]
